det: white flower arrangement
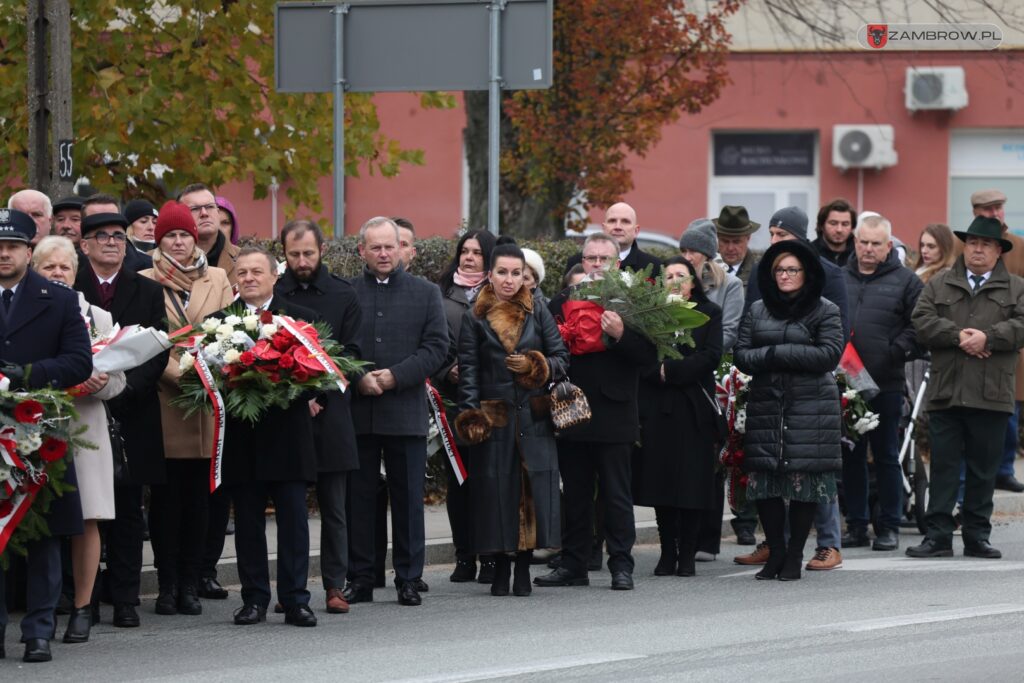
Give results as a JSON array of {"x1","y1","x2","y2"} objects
[
  {"x1": 178, "y1": 352, "x2": 196, "y2": 372},
  {"x1": 242, "y1": 314, "x2": 260, "y2": 331}
]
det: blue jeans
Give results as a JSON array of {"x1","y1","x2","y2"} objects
[
  {"x1": 783, "y1": 499, "x2": 841, "y2": 549},
  {"x1": 843, "y1": 391, "x2": 904, "y2": 532}
]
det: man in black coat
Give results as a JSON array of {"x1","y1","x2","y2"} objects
[
  {"x1": 81, "y1": 195, "x2": 153, "y2": 273},
  {"x1": 74, "y1": 212, "x2": 169, "y2": 628},
  {"x1": 344, "y1": 217, "x2": 449, "y2": 607},
  {"x1": 564, "y1": 203, "x2": 662, "y2": 277},
  {"x1": 537, "y1": 233, "x2": 657, "y2": 590},
  {"x1": 812, "y1": 198, "x2": 857, "y2": 267},
  {"x1": 275, "y1": 220, "x2": 362, "y2": 615},
  {"x1": 0, "y1": 209, "x2": 92, "y2": 662},
  {"x1": 223, "y1": 246, "x2": 320, "y2": 627},
  {"x1": 842, "y1": 215, "x2": 923, "y2": 551}
]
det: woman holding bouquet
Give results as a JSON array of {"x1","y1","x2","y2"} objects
[
  {"x1": 139, "y1": 202, "x2": 234, "y2": 615},
  {"x1": 633, "y1": 257, "x2": 722, "y2": 578},
  {"x1": 32, "y1": 236, "x2": 126, "y2": 644},
  {"x1": 454, "y1": 240, "x2": 568, "y2": 596},
  {"x1": 734, "y1": 239, "x2": 844, "y2": 581}
]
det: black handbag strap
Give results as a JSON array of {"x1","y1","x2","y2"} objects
[
  {"x1": 165, "y1": 288, "x2": 189, "y2": 328},
  {"x1": 700, "y1": 385, "x2": 723, "y2": 416}
]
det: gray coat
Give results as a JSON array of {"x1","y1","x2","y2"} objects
[{"x1": 349, "y1": 267, "x2": 450, "y2": 436}]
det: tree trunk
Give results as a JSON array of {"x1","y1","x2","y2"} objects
[{"x1": 463, "y1": 91, "x2": 569, "y2": 240}]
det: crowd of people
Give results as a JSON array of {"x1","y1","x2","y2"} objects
[{"x1": 1, "y1": 184, "x2": 1024, "y2": 664}]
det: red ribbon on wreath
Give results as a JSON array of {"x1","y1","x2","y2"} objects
[{"x1": 557, "y1": 300, "x2": 607, "y2": 355}]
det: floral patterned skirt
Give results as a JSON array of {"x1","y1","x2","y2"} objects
[{"x1": 747, "y1": 470, "x2": 838, "y2": 504}]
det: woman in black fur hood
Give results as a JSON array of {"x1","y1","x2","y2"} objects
[{"x1": 734, "y1": 238, "x2": 844, "y2": 581}]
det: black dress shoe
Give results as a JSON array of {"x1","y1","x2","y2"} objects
[
  {"x1": 23, "y1": 638, "x2": 51, "y2": 663},
  {"x1": 397, "y1": 582, "x2": 422, "y2": 606},
  {"x1": 113, "y1": 603, "x2": 140, "y2": 628},
  {"x1": 233, "y1": 603, "x2": 267, "y2": 625},
  {"x1": 906, "y1": 538, "x2": 953, "y2": 558},
  {"x1": 995, "y1": 474, "x2": 1024, "y2": 492},
  {"x1": 342, "y1": 583, "x2": 374, "y2": 604},
  {"x1": 412, "y1": 578, "x2": 429, "y2": 593},
  {"x1": 155, "y1": 588, "x2": 178, "y2": 615},
  {"x1": 534, "y1": 567, "x2": 589, "y2": 587},
  {"x1": 197, "y1": 577, "x2": 229, "y2": 600},
  {"x1": 284, "y1": 604, "x2": 318, "y2": 627},
  {"x1": 449, "y1": 559, "x2": 477, "y2": 583},
  {"x1": 964, "y1": 540, "x2": 1002, "y2": 559},
  {"x1": 610, "y1": 571, "x2": 634, "y2": 590},
  {"x1": 735, "y1": 529, "x2": 757, "y2": 546},
  {"x1": 546, "y1": 553, "x2": 562, "y2": 569},
  {"x1": 872, "y1": 528, "x2": 899, "y2": 551},
  {"x1": 178, "y1": 585, "x2": 202, "y2": 615},
  {"x1": 841, "y1": 527, "x2": 871, "y2": 548},
  {"x1": 63, "y1": 606, "x2": 94, "y2": 643}
]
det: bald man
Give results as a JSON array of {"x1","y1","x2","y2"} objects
[
  {"x1": 564, "y1": 202, "x2": 662, "y2": 277},
  {"x1": 8, "y1": 189, "x2": 52, "y2": 246}
]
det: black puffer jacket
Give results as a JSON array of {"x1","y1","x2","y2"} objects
[
  {"x1": 844, "y1": 250, "x2": 924, "y2": 392},
  {"x1": 735, "y1": 240, "x2": 844, "y2": 474}
]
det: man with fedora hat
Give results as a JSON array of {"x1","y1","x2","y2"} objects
[
  {"x1": 909, "y1": 216, "x2": 1024, "y2": 559},
  {"x1": 0, "y1": 208, "x2": 92, "y2": 662},
  {"x1": 713, "y1": 205, "x2": 761, "y2": 290},
  {"x1": 971, "y1": 189, "x2": 1024, "y2": 493}
]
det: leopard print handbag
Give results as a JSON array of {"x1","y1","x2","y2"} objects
[{"x1": 549, "y1": 380, "x2": 592, "y2": 430}]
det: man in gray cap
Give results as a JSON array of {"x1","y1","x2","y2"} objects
[
  {"x1": 51, "y1": 196, "x2": 85, "y2": 247},
  {"x1": 734, "y1": 206, "x2": 850, "y2": 572},
  {"x1": 713, "y1": 206, "x2": 760, "y2": 290},
  {"x1": 970, "y1": 189, "x2": 1024, "y2": 493}
]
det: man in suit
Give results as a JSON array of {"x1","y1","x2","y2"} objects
[
  {"x1": 909, "y1": 217, "x2": 1024, "y2": 559},
  {"x1": 275, "y1": 220, "x2": 362, "y2": 615},
  {"x1": 564, "y1": 203, "x2": 662, "y2": 277},
  {"x1": 82, "y1": 195, "x2": 152, "y2": 273},
  {"x1": 51, "y1": 196, "x2": 84, "y2": 247},
  {"x1": 0, "y1": 209, "x2": 92, "y2": 662},
  {"x1": 344, "y1": 217, "x2": 449, "y2": 607},
  {"x1": 537, "y1": 233, "x2": 657, "y2": 590},
  {"x1": 74, "y1": 212, "x2": 169, "y2": 628},
  {"x1": 223, "y1": 246, "x2": 320, "y2": 627},
  {"x1": 713, "y1": 205, "x2": 761, "y2": 290}
]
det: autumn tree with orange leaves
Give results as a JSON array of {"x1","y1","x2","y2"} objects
[{"x1": 464, "y1": 0, "x2": 740, "y2": 238}]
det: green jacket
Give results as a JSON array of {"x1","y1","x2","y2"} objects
[{"x1": 913, "y1": 257, "x2": 1024, "y2": 414}]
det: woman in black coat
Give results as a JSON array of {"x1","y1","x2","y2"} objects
[
  {"x1": 633, "y1": 257, "x2": 723, "y2": 578},
  {"x1": 734, "y1": 239, "x2": 844, "y2": 581},
  {"x1": 455, "y1": 241, "x2": 569, "y2": 597}
]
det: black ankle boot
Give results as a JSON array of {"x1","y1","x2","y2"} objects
[
  {"x1": 62, "y1": 606, "x2": 93, "y2": 643},
  {"x1": 654, "y1": 543, "x2": 677, "y2": 576},
  {"x1": 653, "y1": 507, "x2": 678, "y2": 576},
  {"x1": 755, "y1": 546, "x2": 786, "y2": 580},
  {"x1": 155, "y1": 587, "x2": 178, "y2": 615},
  {"x1": 490, "y1": 555, "x2": 511, "y2": 596},
  {"x1": 779, "y1": 549, "x2": 803, "y2": 581},
  {"x1": 513, "y1": 552, "x2": 532, "y2": 596}
]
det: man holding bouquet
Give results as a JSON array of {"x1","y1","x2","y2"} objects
[
  {"x1": 219, "y1": 246, "x2": 321, "y2": 627},
  {"x1": 537, "y1": 233, "x2": 657, "y2": 591}
]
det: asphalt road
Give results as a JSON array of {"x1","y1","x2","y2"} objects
[{"x1": 6, "y1": 516, "x2": 1024, "y2": 681}]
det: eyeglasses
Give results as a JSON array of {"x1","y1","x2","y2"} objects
[
  {"x1": 582, "y1": 255, "x2": 615, "y2": 264},
  {"x1": 187, "y1": 203, "x2": 217, "y2": 215},
  {"x1": 86, "y1": 231, "x2": 127, "y2": 244},
  {"x1": 773, "y1": 267, "x2": 803, "y2": 278}
]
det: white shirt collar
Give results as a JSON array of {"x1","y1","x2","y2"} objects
[
  {"x1": 968, "y1": 270, "x2": 992, "y2": 285},
  {"x1": 244, "y1": 296, "x2": 274, "y2": 312},
  {"x1": 1, "y1": 283, "x2": 18, "y2": 295},
  {"x1": 97, "y1": 272, "x2": 119, "y2": 286},
  {"x1": 618, "y1": 245, "x2": 632, "y2": 260}
]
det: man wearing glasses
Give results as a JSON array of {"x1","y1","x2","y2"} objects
[
  {"x1": 82, "y1": 194, "x2": 153, "y2": 273},
  {"x1": 75, "y1": 212, "x2": 169, "y2": 628},
  {"x1": 178, "y1": 183, "x2": 239, "y2": 284},
  {"x1": 736, "y1": 206, "x2": 851, "y2": 573}
]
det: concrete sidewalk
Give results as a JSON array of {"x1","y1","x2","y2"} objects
[{"x1": 138, "y1": 460, "x2": 1024, "y2": 594}]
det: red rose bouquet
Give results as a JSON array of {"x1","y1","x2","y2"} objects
[{"x1": 0, "y1": 385, "x2": 86, "y2": 563}]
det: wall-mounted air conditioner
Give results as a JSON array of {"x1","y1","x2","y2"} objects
[{"x1": 832, "y1": 125, "x2": 898, "y2": 170}]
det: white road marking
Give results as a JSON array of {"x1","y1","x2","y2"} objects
[
  {"x1": 385, "y1": 653, "x2": 646, "y2": 683},
  {"x1": 719, "y1": 556, "x2": 1024, "y2": 577},
  {"x1": 822, "y1": 604, "x2": 1024, "y2": 632}
]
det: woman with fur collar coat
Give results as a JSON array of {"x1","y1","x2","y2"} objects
[
  {"x1": 734, "y1": 239, "x2": 844, "y2": 582},
  {"x1": 455, "y1": 242, "x2": 569, "y2": 597}
]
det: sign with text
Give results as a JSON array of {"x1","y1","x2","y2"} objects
[
  {"x1": 57, "y1": 139, "x2": 73, "y2": 180},
  {"x1": 714, "y1": 132, "x2": 816, "y2": 177}
]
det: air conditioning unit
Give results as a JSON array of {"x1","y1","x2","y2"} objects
[
  {"x1": 905, "y1": 66, "x2": 968, "y2": 111},
  {"x1": 832, "y1": 125, "x2": 898, "y2": 170}
]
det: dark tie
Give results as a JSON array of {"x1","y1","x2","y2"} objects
[
  {"x1": 1, "y1": 289, "x2": 11, "y2": 313},
  {"x1": 99, "y1": 281, "x2": 114, "y2": 308},
  {"x1": 970, "y1": 274, "x2": 984, "y2": 293}
]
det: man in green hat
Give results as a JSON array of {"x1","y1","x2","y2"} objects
[
  {"x1": 909, "y1": 216, "x2": 1024, "y2": 560},
  {"x1": 713, "y1": 205, "x2": 761, "y2": 291}
]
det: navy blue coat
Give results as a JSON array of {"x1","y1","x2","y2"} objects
[
  {"x1": 0, "y1": 269, "x2": 92, "y2": 535},
  {"x1": 276, "y1": 266, "x2": 362, "y2": 473}
]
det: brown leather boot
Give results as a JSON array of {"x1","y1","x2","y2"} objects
[{"x1": 734, "y1": 541, "x2": 770, "y2": 565}]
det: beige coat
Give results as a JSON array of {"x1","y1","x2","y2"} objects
[
  {"x1": 75, "y1": 295, "x2": 127, "y2": 520},
  {"x1": 216, "y1": 241, "x2": 241, "y2": 286},
  {"x1": 139, "y1": 264, "x2": 235, "y2": 460}
]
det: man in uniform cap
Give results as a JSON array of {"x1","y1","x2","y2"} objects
[
  {"x1": 0, "y1": 208, "x2": 92, "y2": 662},
  {"x1": 713, "y1": 206, "x2": 761, "y2": 290}
]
